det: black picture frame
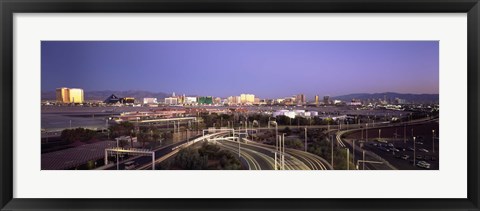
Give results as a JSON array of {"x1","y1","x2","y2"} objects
[{"x1": 1, "y1": 0, "x2": 479, "y2": 210}]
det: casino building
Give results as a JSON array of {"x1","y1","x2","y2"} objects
[
  {"x1": 104, "y1": 94, "x2": 135, "y2": 105},
  {"x1": 56, "y1": 87, "x2": 84, "y2": 104}
]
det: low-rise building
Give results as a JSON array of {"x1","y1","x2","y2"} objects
[
  {"x1": 165, "y1": 97, "x2": 178, "y2": 105},
  {"x1": 143, "y1": 98, "x2": 157, "y2": 104}
]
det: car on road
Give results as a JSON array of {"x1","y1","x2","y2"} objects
[
  {"x1": 408, "y1": 147, "x2": 415, "y2": 151},
  {"x1": 387, "y1": 143, "x2": 394, "y2": 147},
  {"x1": 390, "y1": 148, "x2": 400, "y2": 152},
  {"x1": 376, "y1": 139, "x2": 388, "y2": 143},
  {"x1": 379, "y1": 147, "x2": 390, "y2": 152},
  {"x1": 124, "y1": 161, "x2": 137, "y2": 170},
  {"x1": 416, "y1": 142, "x2": 424, "y2": 145},
  {"x1": 419, "y1": 148, "x2": 429, "y2": 153},
  {"x1": 416, "y1": 161, "x2": 431, "y2": 169},
  {"x1": 416, "y1": 155, "x2": 423, "y2": 160},
  {"x1": 401, "y1": 155, "x2": 410, "y2": 160}
]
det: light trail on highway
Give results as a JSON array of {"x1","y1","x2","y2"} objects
[{"x1": 214, "y1": 133, "x2": 332, "y2": 170}]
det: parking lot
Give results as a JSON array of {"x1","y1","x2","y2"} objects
[{"x1": 346, "y1": 122, "x2": 439, "y2": 170}]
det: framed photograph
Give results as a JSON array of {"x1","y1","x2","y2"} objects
[{"x1": 1, "y1": 0, "x2": 479, "y2": 210}]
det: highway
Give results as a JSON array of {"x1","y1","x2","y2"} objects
[
  {"x1": 213, "y1": 133, "x2": 332, "y2": 170},
  {"x1": 101, "y1": 117, "x2": 433, "y2": 170},
  {"x1": 136, "y1": 132, "x2": 230, "y2": 170},
  {"x1": 245, "y1": 141, "x2": 331, "y2": 170},
  {"x1": 100, "y1": 131, "x2": 229, "y2": 170}
]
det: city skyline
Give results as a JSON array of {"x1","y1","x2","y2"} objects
[{"x1": 42, "y1": 41, "x2": 439, "y2": 99}]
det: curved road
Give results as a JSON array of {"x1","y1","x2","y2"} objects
[{"x1": 214, "y1": 134, "x2": 332, "y2": 170}]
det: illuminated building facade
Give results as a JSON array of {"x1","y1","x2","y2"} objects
[
  {"x1": 120, "y1": 97, "x2": 135, "y2": 104},
  {"x1": 214, "y1": 97, "x2": 222, "y2": 104},
  {"x1": 184, "y1": 97, "x2": 197, "y2": 104},
  {"x1": 228, "y1": 96, "x2": 241, "y2": 104},
  {"x1": 198, "y1": 96, "x2": 213, "y2": 105},
  {"x1": 165, "y1": 97, "x2": 178, "y2": 105},
  {"x1": 69, "y1": 88, "x2": 84, "y2": 103},
  {"x1": 55, "y1": 87, "x2": 70, "y2": 103},
  {"x1": 143, "y1": 98, "x2": 158, "y2": 104},
  {"x1": 240, "y1": 94, "x2": 255, "y2": 104},
  {"x1": 296, "y1": 94, "x2": 306, "y2": 104},
  {"x1": 56, "y1": 87, "x2": 83, "y2": 103}
]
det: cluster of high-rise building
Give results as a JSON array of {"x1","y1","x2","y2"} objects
[
  {"x1": 55, "y1": 88, "x2": 413, "y2": 107},
  {"x1": 163, "y1": 93, "x2": 211, "y2": 105},
  {"x1": 161, "y1": 93, "x2": 328, "y2": 106},
  {"x1": 272, "y1": 94, "x2": 307, "y2": 105},
  {"x1": 55, "y1": 87, "x2": 84, "y2": 104},
  {"x1": 225, "y1": 94, "x2": 257, "y2": 105}
]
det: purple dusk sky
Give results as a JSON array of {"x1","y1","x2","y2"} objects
[{"x1": 41, "y1": 41, "x2": 438, "y2": 99}]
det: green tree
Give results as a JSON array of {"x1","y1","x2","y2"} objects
[
  {"x1": 174, "y1": 147, "x2": 208, "y2": 170},
  {"x1": 282, "y1": 127, "x2": 292, "y2": 136},
  {"x1": 109, "y1": 122, "x2": 135, "y2": 138},
  {"x1": 284, "y1": 137, "x2": 304, "y2": 150},
  {"x1": 61, "y1": 128, "x2": 96, "y2": 144},
  {"x1": 137, "y1": 132, "x2": 150, "y2": 148}
]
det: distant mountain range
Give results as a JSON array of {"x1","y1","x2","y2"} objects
[
  {"x1": 333, "y1": 92, "x2": 439, "y2": 103},
  {"x1": 41, "y1": 90, "x2": 171, "y2": 101}
]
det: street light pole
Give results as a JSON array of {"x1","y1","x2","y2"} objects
[
  {"x1": 275, "y1": 123, "x2": 278, "y2": 146},
  {"x1": 352, "y1": 139, "x2": 355, "y2": 167},
  {"x1": 238, "y1": 135, "x2": 241, "y2": 158},
  {"x1": 331, "y1": 135, "x2": 334, "y2": 169},
  {"x1": 413, "y1": 136, "x2": 416, "y2": 166},
  {"x1": 115, "y1": 137, "x2": 120, "y2": 170},
  {"x1": 366, "y1": 123, "x2": 368, "y2": 142},
  {"x1": 274, "y1": 151, "x2": 277, "y2": 170},
  {"x1": 361, "y1": 128, "x2": 363, "y2": 140},
  {"x1": 106, "y1": 119, "x2": 109, "y2": 140},
  {"x1": 304, "y1": 127, "x2": 307, "y2": 152},
  {"x1": 346, "y1": 148, "x2": 349, "y2": 170},
  {"x1": 245, "y1": 120, "x2": 248, "y2": 139},
  {"x1": 362, "y1": 150, "x2": 365, "y2": 170},
  {"x1": 411, "y1": 128, "x2": 414, "y2": 140},
  {"x1": 117, "y1": 152, "x2": 119, "y2": 170},
  {"x1": 432, "y1": 130, "x2": 435, "y2": 153},
  {"x1": 378, "y1": 129, "x2": 381, "y2": 141},
  {"x1": 282, "y1": 133, "x2": 285, "y2": 170}
]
